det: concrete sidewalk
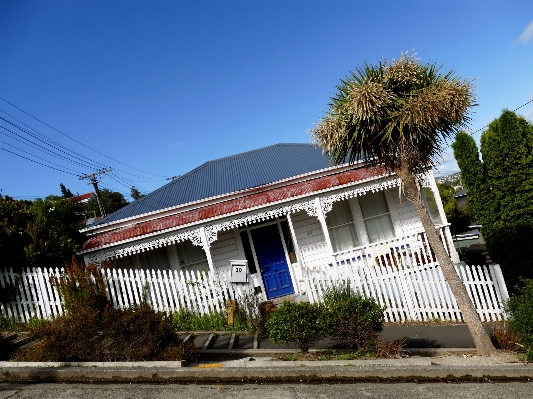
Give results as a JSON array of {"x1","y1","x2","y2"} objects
[{"x1": 196, "y1": 324, "x2": 481, "y2": 350}]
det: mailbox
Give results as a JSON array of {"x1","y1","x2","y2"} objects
[{"x1": 230, "y1": 260, "x2": 248, "y2": 283}]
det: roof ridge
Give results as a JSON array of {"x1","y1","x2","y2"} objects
[
  {"x1": 202, "y1": 142, "x2": 312, "y2": 164},
  {"x1": 161, "y1": 143, "x2": 313, "y2": 187}
]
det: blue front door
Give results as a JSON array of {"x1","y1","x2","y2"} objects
[{"x1": 251, "y1": 223, "x2": 295, "y2": 299}]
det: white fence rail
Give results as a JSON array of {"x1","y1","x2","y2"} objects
[
  {"x1": 1, "y1": 261, "x2": 509, "y2": 323},
  {"x1": 302, "y1": 261, "x2": 509, "y2": 323},
  {"x1": 0, "y1": 267, "x2": 255, "y2": 322}
]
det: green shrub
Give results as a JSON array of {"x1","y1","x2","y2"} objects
[
  {"x1": 0, "y1": 315, "x2": 49, "y2": 333},
  {"x1": 172, "y1": 309, "x2": 228, "y2": 331},
  {"x1": 12, "y1": 259, "x2": 200, "y2": 362},
  {"x1": 322, "y1": 282, "x2": 385, "y2": 349},
  {"x1": 506, "y1": 279, "x2": 533, "y2": 361},
  {"x1": 266, "y1": 301, "x2": 324, "y2": 352},
  {"x1": 172, "y1": 293, "x2": 262, "y2": 333}
]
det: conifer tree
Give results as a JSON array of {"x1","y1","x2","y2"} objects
[{"x1": 453, "y1": 110, "x2": 533, "y2": 291}]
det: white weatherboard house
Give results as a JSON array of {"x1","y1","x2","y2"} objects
[{"x1": 79, "y1": 143, "x2": 459, "y2": 302}]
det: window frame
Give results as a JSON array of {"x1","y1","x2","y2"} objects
[
  {"x1": 326, "y1": 191, "x2": 398, "y2": 254},
  {"x1": 325, "y1": 199, "x2": 361, "y2": 253},
  {"x1": 173, "y1": 239, "x2": 208, "y2": 269}
]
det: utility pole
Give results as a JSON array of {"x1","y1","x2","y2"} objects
[{"x1": 79, "y1": 168, "x2": 112, "y2": 217}]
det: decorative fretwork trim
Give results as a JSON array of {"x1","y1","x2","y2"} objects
[
  {"x1": 417, "y1": 170, "x2": 434, "y2": 189},
  {"x1": 320, "y1": 177, "x2": 401, "y2": 215},
  {"x1": 84, "y1": 227, "x2": 203, "y2": 265},
  {"x1": 319, "y1": 170, "x2": 434, "y2": 215},
  {"x1": 204, "y1": 198, "x2": 318, "y2": 244},
  {"x1": 84, "y1": 171, "x2": 433, "y2": 263}
]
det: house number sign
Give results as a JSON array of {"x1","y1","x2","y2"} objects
[{"x1": 230, "y1": 260, "x2": 248, "y2": 283}]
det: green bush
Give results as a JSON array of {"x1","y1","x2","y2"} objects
[
  {"x1": 506, "y1": 279, "x2": 533, "y2": 361},
  {"x1": 172, "y1": 309, "x2": 227, "y2": 331},
  {"x1": 0, "y1": 315, "x2": 49, "y2": 333},
  {"x1": 322, "y1": 282, "x2": 385, "y2": 349},
  {"x1": 266, "y1": 301, "x2": 324, "y2": 352},
  {"x1": 172, "y1": 293, "x2": 262, "y2": 332}
]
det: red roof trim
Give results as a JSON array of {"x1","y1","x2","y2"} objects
[
  {"x1": 68, "y1": 192, "x2": 94, "y2": 202},
  {"x1": 81, "y1": 166, "x2": 385, "y2": 252}
]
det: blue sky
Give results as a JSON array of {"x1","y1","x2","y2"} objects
[{"x1": 1, "y1": 0, "x2": 532, "y2": 200}]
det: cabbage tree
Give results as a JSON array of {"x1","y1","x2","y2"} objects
[{"x1": 310, "y1": 53, "x2": 497, "y2": 356}]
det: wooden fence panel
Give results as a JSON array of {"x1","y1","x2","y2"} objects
[{"x1": 1, "y1": 262, "x2": 509, "y2": 322}]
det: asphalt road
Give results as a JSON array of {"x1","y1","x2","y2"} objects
[{"x1": 1, "y1": 383, "x2": 532, "y2": 399}]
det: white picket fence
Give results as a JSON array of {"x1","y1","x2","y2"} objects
[
  {"x1": 302, "y1": 261, "x2": 509, "y2": 323},
  {"x1": 1, "y1": 261, "x2": 509, "y2": 323},
  {"x1": 0, "y1": 267, "x2": 255, "y2": 322}
]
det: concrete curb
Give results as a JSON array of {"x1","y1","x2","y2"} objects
[
  {"x1": 1, "y1": 357, "x2": 533, "y2": 383},
  {"x1": 2, "y1": 365, "x2": 533, "y2": 383},
  {"x1": 197, "y1": 347, "x2": 480, "y2": 360},
  {"x1": 0, "y1": 361, "x2": 187, "y2": 368}
]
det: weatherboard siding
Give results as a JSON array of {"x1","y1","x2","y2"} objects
[
  {"x1": 291, "y1": 210, "x2": 330, "y2": 270},
  {"x1": 389, "y1": 187, "x2": 423, "y2": 236},
  {"x1": 211, "y1": 229, "x2": 241, "y2": 273}
]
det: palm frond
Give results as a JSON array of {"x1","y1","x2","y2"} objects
[{"x1": 310, "y1": 52, "x2": 476, "y2": 174}]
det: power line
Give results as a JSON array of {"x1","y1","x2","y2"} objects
[
  {"x1": 0, "y1": 122, "x2": 107, "y2": 171},
  {"x1": 0, "y1": 125, "x2": 106, "y2": 171},
  {"x1": 3, "y1": 109, "x2": 168, "y2": 183},
  {"x1": 99, "y1": 182, "x2": 130, "y2": 198},
  {"x1": 1, "y1": 98, "x2": 168, "y2": 177},
  {"x1": 1, "y1": 147, "x2": 80, "y2": 176},
  {"x1": 443, "y1": 98, "x2": 533, "y2": 150},
  {"x1": 2, "y1": 109, "x2": 167, "y2": 182},
  {"x1": 0, "y1": 140, "x2": 85, "y2": 175},
  {"x1": 1, "y1": 114, "x2": 111, "y2": 170}
]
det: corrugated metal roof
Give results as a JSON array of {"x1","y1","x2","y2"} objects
[
  {"x1": 94, "y1": 143, "x2": 334, "y2": 226},
  {"x1": 81, "y1": 165, "x2": 382, "y2": 251}
]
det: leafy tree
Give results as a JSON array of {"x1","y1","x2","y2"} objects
[
  {"x1": 25, "y1": 198, "x2": 86, "y2": 269},
  {"x1": 437, "y1": 183, "x2": 470, "y2": 234},
  {"x1": 60, "y1": 183, "x2": 74, "y2": 198},
  {"x1": 130, "y1": 186, "x2": 144, "y2": 201},
  {"x1": 87, "y1": 189, "x2": 128, "y2": 217},
  {"x1": 0, "y1": 194, "x2": 86, "y2": 272},
  {"x1": 0, "y1": 195, "x2": 33, "y2": 269},
  {"x1": 310, "y1": 53, "x2": 497, "y2": 356},
  {"x1": 453, "y1": 111, "x2": 533, "y2": 291}
]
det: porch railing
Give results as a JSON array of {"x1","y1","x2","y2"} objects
[
  {"x1": 331, "y1": 225, "x2": 454, "y2": 270},
  {"x1": 301, "y1": 261, "x2": 509, "y2": 323}
]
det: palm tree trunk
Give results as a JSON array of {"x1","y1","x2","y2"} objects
[{"x1": 396, "y1": 165, "x2": 497, "y2": 357}]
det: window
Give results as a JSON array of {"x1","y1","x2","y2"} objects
[
  {"x1": 326, "y1": 200, "x2": 360, "y2": 252},
  {"x1": 139, "y1": 247, "x2": 170, "y2": 270},
  {"x1": 422, "y1": 188, "x2": 443, "y2": 225},
  {"x1": 175, "y1": 239, "x2": 207, "y2": 268},
  {"x1": 358, "y1": 191, "x2": 395, "y2": 243}
]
